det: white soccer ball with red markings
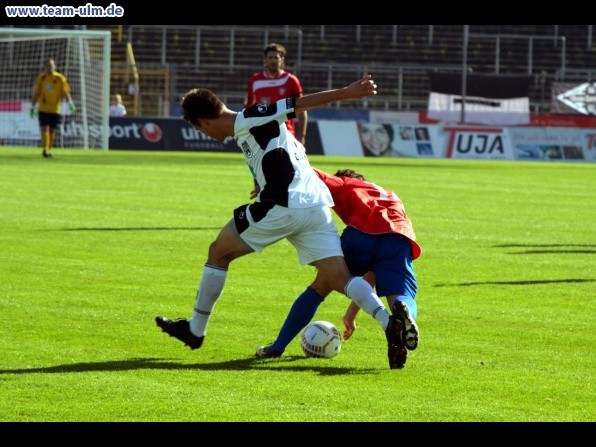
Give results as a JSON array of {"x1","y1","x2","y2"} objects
[{"x1": 300, "y1": 321, "x2": 342, "y2": 358}]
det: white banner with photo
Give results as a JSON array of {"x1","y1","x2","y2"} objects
[
  {"x1": 508, "y1": 127, "x2": 596, "y2": 162},
  {"x1": 314, "y1": 120, "x2": 596, "y2": 163}
]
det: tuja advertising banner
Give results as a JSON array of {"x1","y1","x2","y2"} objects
[{"x1": 312, "y1": 121, "x2": 596, "y2": 162}]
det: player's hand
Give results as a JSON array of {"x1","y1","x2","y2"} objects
[
  {"x1": 341, "y1": 314, "x2": 356, "y2": 340},
  {"x1": 346, "y1": 74, "x2": 377, "y2": 99},
  {"x1": 30, "y1": 108, "x2": 36, "y2": 118},
  {"x1": 250, "y1": 185, "x2": 260, "y2": 200},
  {"x1": 68, "y1": 102, "x2": 76, "y2": 113}
]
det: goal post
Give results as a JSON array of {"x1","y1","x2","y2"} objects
[{"x1": 0, "y1": 27, "x2": 111, "y2": 150}]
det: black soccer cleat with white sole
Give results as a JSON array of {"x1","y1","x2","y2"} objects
[
  {"x1": 385, "y1": 315, "x2": 407, "y2": 369},
  {"x1": 392, "y1": 301, "x2": 419, "y2": 351},
  {"x1": 255, "y1": 345, "x2": 283, "y2": 359},
  {"x1": 155, "y1": 316, "x2": 204, "y2": 350}
]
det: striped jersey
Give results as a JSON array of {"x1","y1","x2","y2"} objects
[{"x1": 234, "y1": 98, "x2": 332, "y2": 209}]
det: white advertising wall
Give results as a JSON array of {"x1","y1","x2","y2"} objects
[
  {"x1": 507, "y1": 127, "x2": 595, "y2": 162},
  {"x1": 2, "y1": 103, "x2": 594, "y2": 163},
  {"x1": 0, "y1": 100, "x2": 74, "y2": 144},
  {"x1": 316, "y1": 120, "x2": 363, "y2": 157},
  {"x1": 317, "y1": 120, "x2": 596, "y2": 163},
  {"x1": 0, "y1": 101, "x2": 39, "y2": 142}
]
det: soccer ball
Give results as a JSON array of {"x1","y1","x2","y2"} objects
[{"x1": 300, "y1": 321, "x2": 342, "y2": 358}]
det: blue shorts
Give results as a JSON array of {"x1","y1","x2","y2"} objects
[{"x1": 340, "y1": 226, "x2": 417, "y2": 300}]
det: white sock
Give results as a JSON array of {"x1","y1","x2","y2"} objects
[
  {"x1": 345, "y1": 277, "x2": 390, "y2": 330},
  {"x1": 189, "y1": 264, "x2": 227, "y2": 337}
]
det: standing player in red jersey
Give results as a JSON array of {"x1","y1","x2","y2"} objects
[
  {"x1": 244, "y1": 42, "x2": 308, "y2": 145},
  {"x1": 256, "y1": 167, "x2": 421, "y2": 369}
]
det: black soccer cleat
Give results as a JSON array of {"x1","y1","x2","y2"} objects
[
  {"x1": 392, "y1": 301, "x2": 419, "y2": 351},
  {"x1": 385, "y1": 315, "x2": 407, "y2": 369},
  {"x1": 255, "y1": 345, "x2": 283, "y2": 359},
  {"x1": 155, "y1": 316, "x2": 204, "y2": 350}
]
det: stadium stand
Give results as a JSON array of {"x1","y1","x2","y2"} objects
[{"x1": 8, "y1": 24, "x2": 594, "y2": 116}]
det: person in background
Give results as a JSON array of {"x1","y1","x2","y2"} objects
[
  {"x1": 358, "y1": 122, "x2": 394, "y2": 157},
  {"x1": 256, "y1": 167, "x2": 421, "y2": 369},
  {"x1": 31, "y1": 58, "x2": 76, "y2": 158},
  {"x1": 109, "y1": 93, "x2": 127, "y2": 117},
  {"x1": 244, "y1": 43, "x2": 307, "y2": 145}
]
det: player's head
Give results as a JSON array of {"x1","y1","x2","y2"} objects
[
  {"x1": 181, "y1": 88, "x2": 228, "y2": 141},
  {"x1": 43, "y1": 58, "x2": 56, "y2": 73},
  {"x1": 335, "y1": 169, "x2": 366, "y2": 181},
  {"x1": 181, "y1": 88, "x2": 224, "y2": 123},
  {"x1": 263, "y1": 43, "x2": 286, "y2": 71}
]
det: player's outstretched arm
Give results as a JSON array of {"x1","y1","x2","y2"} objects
[
  {"x1": 341, "y1": 301, "x2": 360, "y2": 340},
  {"x1": 295, "y1": 74, "x2": 377, "y2": 113}
]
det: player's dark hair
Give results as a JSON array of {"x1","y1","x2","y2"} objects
[
  {"x1": 181, "y1": 88, "x2": 224, "y2": 123},
  {"x1": 263, "y1": 43, "x2": 286, "y2": 58},
  {"x1": 335, "y1": 169, "x2": 366, "y2": 180}
]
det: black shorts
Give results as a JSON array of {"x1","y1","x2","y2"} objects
[{"x1": 38, "y1": 112, "x2": 61, "y2": 129}]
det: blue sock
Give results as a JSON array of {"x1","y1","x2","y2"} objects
[{"x1": 270, "y1": 286, "x2": 325, "y2": 353}]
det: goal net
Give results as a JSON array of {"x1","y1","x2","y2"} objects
[{"x1": 0, "y1": 27, "x2": 110, "y2": 150}]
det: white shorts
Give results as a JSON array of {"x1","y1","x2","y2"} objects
[{"x1": 230, "y1": 202, "x2": 343, "y2": 265}]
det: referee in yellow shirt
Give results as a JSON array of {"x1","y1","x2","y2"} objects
[{"x1": 31, "y1": 58, "x2": 76, "y2": 158}]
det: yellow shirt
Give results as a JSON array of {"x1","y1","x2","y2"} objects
[{"x1": 33, "y1": 71, "x2": 71, "y2": 114}]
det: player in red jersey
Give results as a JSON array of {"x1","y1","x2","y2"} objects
[
  {"x1": 256, "y1": 167, "x2": 421, "y2": 369},
  {"x1": 244, "y1": 42, "x2": 308, "y2": 144}
]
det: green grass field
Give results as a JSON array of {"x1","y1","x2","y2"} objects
[{"x1": 0, "y1": 146, "x2": 594, "y2": 422}]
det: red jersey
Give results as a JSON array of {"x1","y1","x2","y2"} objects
[
  {"x1": 313, "y1": 168, "x2": 421, "y2": 259},
  {"x1": 244, "y1": 70, "x2": 304, "y2": 136}
]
